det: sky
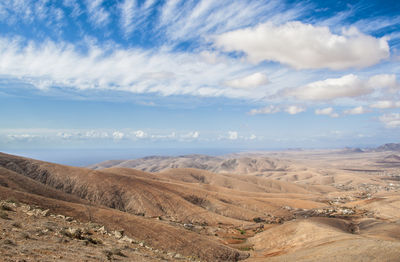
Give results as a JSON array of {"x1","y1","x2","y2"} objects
[{"x1": 1, "y1": 0, "x2": 400, "y2": 159}]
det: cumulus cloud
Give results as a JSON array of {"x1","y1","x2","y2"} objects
[
  {"x1": 228, "y1": 131, "x2": 238, "y2": 140},
  {"x1": 112, "y1": 131, "x2": 124, "y2": 140},
  {"x1": 133, "y1": 130, "x2": 147, "y2": 138},
  {"x1": 285, "y1": 105, "x2": 305, "y2": 115},
  {"x1": 288, "y1": 74, "x2": 368, "y2": 101},
  {"x1": 224, "y1": 72, "x2": 268, "y2": 89},
  {"x1": 315, "y1": 107, "x2": 339, "y2": 117},
  {"x1": 180, "y1": 131, "x2": 200, "y2": 140},
  {"x1": 368, "y1": 74, "x2": 398, "y2": 90},
  {"x1": 189, "y1": 131, "x2": 199, "y2": 139},
  {"x1": 370, "y1": 100, "x2": 400, "y2": 109},
  {"x1": 288, "y1": 74, "x2": 398, "y2": 101},
  {"x1": 379, "y1": 113, "x2": 400, "y2": 128},
  {"x1": 215, "y1": 21, "x2": 389, "y2": 70},
  {"x1": 344, "y1": 106, "x2": 369, "y2": 115},
  {"x1": 84, "y1": 130, "x2": 109, "y2": 138},
  {"x1": 248, "y1": 105, "x2": 280, "y2": 115}
]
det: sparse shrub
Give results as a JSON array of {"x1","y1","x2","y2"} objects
[
  {"x1": 6, "y1": 197, "x2": 19, "y2": 205},
  {"x1": 103, "y1": 248, "x2": 127, "y2": 259},
  {"x1": 3, "y1": 239, "x2": 16, "y2": 246},
  {"x1": 20, "y1": 232, "x2": 31, "y2": 240},
  {"x1": 86, "y1": 237, "x2": 102, "y2": 245},
  {"x1": 238, "y1": 246, "x2": 254, "y2": 251},
  {"x1": 60, "y1": 228, "x2": 83, "y2": 239},
  {"x1": 236, "y1": 228, "x2": 246, "y2": 235},
  {"x1": 12, "y1": 222, "x2": 21, "y2": 228},
  {"x1": 253, "y1": 217, "x2": 265, "y2": 223},
  {"x1": 58, "y1": 238, "x2": 69, "y2": 244},
  {"x1": 111, "y1": 248, "x2": 126, "y2": 257},
  {"x1": 219, "y1": 198, "x2": 231, "y2": 204},
  {"x1": 103, "y1": 250, "x2": 113, "y2": 261},
  {"x1": 0, "y1": 204, "x2": 13, "y2": 212},
  {"x1": 82, "y1": 227, "x2": 94, "y2": 236},
  {"x1": 0, "y1": 211, "x2": 10, "y2": 220},
  {"x1": 184, "y1": 195, "x2": 209, "y2": 207},
  {"x1": 45, "y1": 226, "x2": 54, "y2": 232}
]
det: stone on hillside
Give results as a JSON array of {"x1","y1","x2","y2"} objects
[
  {"x1": 41, "y1": 209, "x2": 50, "y2": 217},
  {"x1": 113, "y1": 229, "x2": 124, "y2": 239}
]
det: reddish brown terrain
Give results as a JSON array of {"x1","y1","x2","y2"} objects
[{"x1": 1, "y1": 147, "x2": 400, "y2": 261}]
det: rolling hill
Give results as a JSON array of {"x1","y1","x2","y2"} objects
[{"x1": 1, "y1": 151, "x2": 400, "y2": 261}]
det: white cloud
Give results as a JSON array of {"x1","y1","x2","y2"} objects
[
  {"x1": 150, "y1": 132, "x2": 176, "y2": 140},
  {"x1": 112, "y1": 131, "x2": 125, "y2": 140},
  {"x1": 228, "y1": 131, "x2": 238, "y2": 140},
  {"x1": 288, "y1": 74, "x2": 367, "y2": 101},
  {"x1": 367, "y1": 74, "x2": 398, "y2": 90},
  {"x1": 224, "y1": 72, "x2": 268, "y2": 89},
  {"x1": 85, "y1": 0, "x2": 110, "y2": 27},
  {"x1": 285, "y1": 105, "x2": 305, "y2": 115},
  {"x1": 0, "y1": 37, "x2": 272, "y2": 100},
  {"x1": 249, "y1": 134, "x2": 256, "y2": 140},
  {"x1": 189, "y1": 131, "x2": 199, "y2": 139},
  {"x1": 180, "y1": 131, "x2": 200, "y2": 140},
  {"x1": 85, "y1": 130, "x2": 109, "y2": 138},
  {"x1": 370, "y1": 100, "x2": 400, "y2": 109},
  {"x1": 379, "y1": 113, "x2": 400, "y2": 128},
  {"x1": 315, "y1": 107, "x2": 333, "y2": 115},
  {"x1": 63, "y1": 0, "x2": 83, "y2": 18},
  {"x1": 57, "y1": 132, "x2": 73, "y2": 139},
  {"x1": 315, "y1": 107, "x2": 339, "y2": 117},
  {"x1": 133, "y1": 130, "x2": 147, "y2": 138},
  {"x1": 249, "y1": 105, "x2": 280, "y2": 115},
  {"x1": 288, "y1": 74, "x2": 399, "y2": 101},
  {"x1": 159, "y1": 0, "x2": 303, "y2": 42},
  {"x1": 215, "y1": 21, "x2": 389, "y2": 70},
  {"x1": 7, "y1": 134, "x2": 38, "y2": 141},
  {"x1": 344, "y1": 106, "x2": 369, "y2": 115},
  {"x1": 119, "y1": 0, "x2": 137, "y2": 36}
]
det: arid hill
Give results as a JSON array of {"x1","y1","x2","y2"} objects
[
  {"x1": 1, "y1": 151, "x2": 400, "y2": 261},
  {"x1": 375, "y1": 143, "x2": 400, "y2": 152}
]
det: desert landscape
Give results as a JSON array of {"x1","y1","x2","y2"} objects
[
  {"x1": 1, "y1": 1, "x2": 399, "y2": 261},
  {"x1": 1, "y1": 144, "x2": 400, "y2": 261}
]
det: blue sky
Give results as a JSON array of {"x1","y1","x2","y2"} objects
[{"x1": 0, "y1": 0, "x2": 400, "y2": 152}]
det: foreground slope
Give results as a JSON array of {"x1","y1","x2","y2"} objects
[{"x1": 1, "y1": 151, "x2": 400, "y2": 261}]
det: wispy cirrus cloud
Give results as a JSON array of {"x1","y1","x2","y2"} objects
[
  {"x1": 119, "y1": 0, "x2": 137, "y2": 36},
  {"x1": 85, "y1": 0, "x2": 110, "y2": 27},
  {"x1": 158, "y1": 0, "x2": 304, "y2": 43},
  {"x1": 0, "y1": 37, "x2": 268, "y2": 100}
]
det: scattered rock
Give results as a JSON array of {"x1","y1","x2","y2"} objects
[
  {"x1": 113, "y1": 229, "x2": 124, "y2": 239},
  {"x1": 183, "y1": 223, "x2": 194, "y2": 230}
]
